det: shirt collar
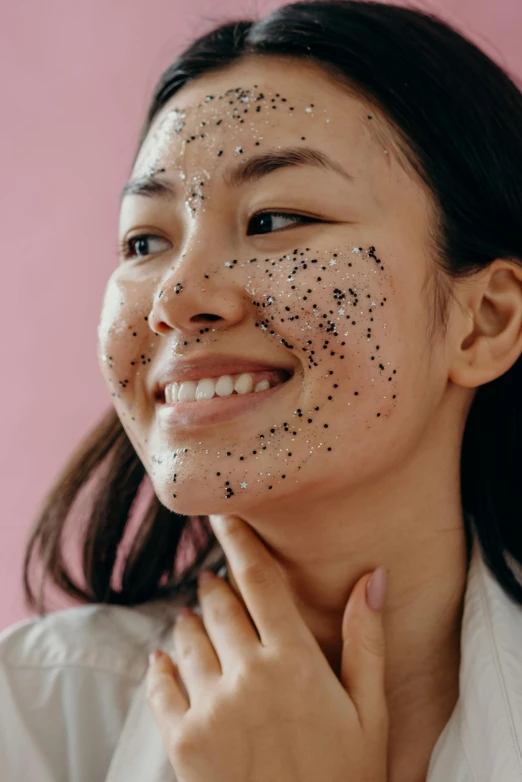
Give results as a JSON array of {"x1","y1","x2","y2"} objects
[{"x1": 427, "y1": 517, "x2": 522, "y2": 780}]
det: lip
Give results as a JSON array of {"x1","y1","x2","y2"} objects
[
  {"x1": 153, "y1": 353, "x2": 296, "y2": 398},
  {"x1": 156, "y1": 374, "x2": 295, "y2": 429}
]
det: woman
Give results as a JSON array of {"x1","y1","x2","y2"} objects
[{"x1": 1, "y1": 1, "x2": 522, "y2": 780}]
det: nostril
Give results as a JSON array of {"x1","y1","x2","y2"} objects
[{"x1": 191, "y1": 314, "x2": 222, "y2": 322}]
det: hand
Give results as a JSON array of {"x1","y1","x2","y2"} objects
[{"x1": 146, "y1": 513, "x2": 389, "y2": 782}]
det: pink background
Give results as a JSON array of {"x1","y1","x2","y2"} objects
[{"x1": 1, "y1": 0, "x2": 521, "y2": 631}]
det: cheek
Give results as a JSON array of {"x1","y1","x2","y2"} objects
[
  {"x1": 245, "y1": 243, "x2": 400, "y2": 419},
  {"x1": 97, "y1": 275, "x2": 154, "y2": 457},
  {"x1": 96, "y1": 241, "x2": 407, "y2": 512}
]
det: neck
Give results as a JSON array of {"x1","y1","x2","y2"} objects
[{"x1": 225, "y1": 424, "x2": 471, "y2": 781}]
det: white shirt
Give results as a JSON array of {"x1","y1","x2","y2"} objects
[{"x1": 1, "y1": 521, "x2": 522, "y2": 781}]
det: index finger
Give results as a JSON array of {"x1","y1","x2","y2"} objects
[{"x1": 209, "y1": 514, "x2": 315, "y2": 649}]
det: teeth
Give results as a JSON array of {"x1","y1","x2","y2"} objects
[
  {"x1": 195, "y1": 378, "x2": 215, "y2": 401},
  {"x1": 235, "y1": 373, "x2": 254, "y2": 394},
  {"x1": 163, "y1": 371, "x2": 287, "y2": 404},
  {"x1": 177, "y1": 380, "x2": 197, "y2": 403},
  {"x1": 215, "y1": 375, "x2": 234, "y2": 397},
  {"x1": 165, "y1": 382, "x2": 178, "y2": 403}
]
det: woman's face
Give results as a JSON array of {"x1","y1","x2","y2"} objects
[{"x1": 98, "y1": 55, "x2": 446, "y2": 517}]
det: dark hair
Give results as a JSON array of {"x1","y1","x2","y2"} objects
[{"x1": 23, "y1": 0, "x2": 522, "y2": 620}]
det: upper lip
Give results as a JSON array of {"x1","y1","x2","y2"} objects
[{"x1": 153, "y1": 353, "x2": 296, "y2": 399}]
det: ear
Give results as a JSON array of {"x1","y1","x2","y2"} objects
[{"x1": 448, "y1": 259, "x2": 522, "y2": 389}]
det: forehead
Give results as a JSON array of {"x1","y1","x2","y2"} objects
[
  {"x1": 165, "y1": 55, "x2": 365, "y2": 115},
  {"x1": 133, "y1": 56, "x2": 396, "y2": 172},
  {"x1": 127, "y1": 55, "x2": 432, "y2": 232}
]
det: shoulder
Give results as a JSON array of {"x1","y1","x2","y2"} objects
[
  {"x1": 0, "y1": 599, "x2": 184, "y2": 782},
  {"x1": 0, "y1": 598, "x2": 179, "y2": 678}
]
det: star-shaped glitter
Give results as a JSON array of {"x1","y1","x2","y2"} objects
[
  {"x1": 224, "y1": 261, "x2": 234, "y2": 268},
  {"x1": 240, "y1": 482, "x2": 248, "y2": 489},
  {"x1": 338, "y1": 308, "x2": 345, "y2": 315},
  {"x1": 267, "y1": 296, "x2": 274, "y2": 304},
  {"x1": 261, "y1": 324, "x2": 267, "y2": 330},
  {"x1": 329, "y1": 259, "x2": 337, "y2": 266},
  {"x1": 352, "y1": 247, "x2": 361, "y2": 253}
]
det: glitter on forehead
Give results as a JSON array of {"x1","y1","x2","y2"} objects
[{"x1": 131, "y1": 83, "x2": 346, "y2": 220}]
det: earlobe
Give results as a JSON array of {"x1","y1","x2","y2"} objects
[{"x1": 448, "y1": 261, "x2": 522, "y2": 389}]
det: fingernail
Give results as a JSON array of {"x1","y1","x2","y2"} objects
[
  {"x1": 149, "y1": 649, "x2": 163, "y2": 666},
  {"x1": 366, "y1": 567, "x2": 387, "y2": 612}
]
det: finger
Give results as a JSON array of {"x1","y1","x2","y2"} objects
[
  {"x1": 146, "y1": 649, "x2": 189, "y2": 740},
  {"x1": 340, "y1": 568, "x2": 389, "y2": 733},
  {"x1": 172, "y1": 609, "x2": 221, "y2": 703},
  {"x1": 197, "y1": 571, "x2": 260, "y2": 671},
  {"x1": 209, "y1": 514, "x2": 316, "y2": 648}
]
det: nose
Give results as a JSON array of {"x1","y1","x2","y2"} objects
[{"x1": 147, "y1": 241, "x2": 249, "y2": 339}]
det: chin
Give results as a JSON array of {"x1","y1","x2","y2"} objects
[{"x1": 159, "y1": 491, "x2": 254, "y2": 518}]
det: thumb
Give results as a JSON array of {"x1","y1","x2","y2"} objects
[{"x1": 339, "y1": 567, "x2": 388, "y2": 729}]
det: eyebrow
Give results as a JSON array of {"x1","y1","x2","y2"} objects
[{"x1": 119, "y1": 146, "x2": 355, "y2": 204}]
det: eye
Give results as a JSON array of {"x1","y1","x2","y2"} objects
[
  {"x1": 247, "y1": 211, "x2": 319, "y2": 236},
  {"x1": 118, "y1": 234, "x2": 171, "y2": 260}
]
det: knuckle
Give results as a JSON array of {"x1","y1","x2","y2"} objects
[
  {"x1": 286, "y1": 656, "x2": 315, "y2": 686},
  {"x1": 227, "y1": 659, "x2": 272, "y2": 701},
  {"x1": 146, "y1": 676, "x2": 163, "y2": 703},
  {"x1": 361, "y1": 632, "x2": 386, "y2": 658},
  {"x1": 229, "y1": 661, "x2": 259, "y2": 692},
  {"x1": 192, "y1": 699, "x2": 223, "y2": 732},
  {"x1": 251, "y1": 648, "x2": 315, "y2": 694},
  {"x1": 209, "y1": 597, "x2": 244, "y2": 625},
  {"x1": 173, "y1": 634, "x2": 196, "y2": 660},
  {"x1": 172, "y1": 725, "x2": 199, "y2": 764},
  {"x1": 266, "y1": 645, "x2": 313, "y2": 678},
  {"x1": 241, "y1": 562, "x2": 271, "y2": 589},
  {"x1": 146, "y1": 666, "x2": 172, "y2": 703}
]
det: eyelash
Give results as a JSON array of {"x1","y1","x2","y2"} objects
[{"x1": 117, "y1": 211, "x2": 319, "y2": 260}]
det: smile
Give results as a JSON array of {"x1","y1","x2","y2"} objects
[
  {"x1": 164, "y1": 370, "x2": 290, "y2": 403},
  {"x1": 157, "y1": 370, "x2": 295, "y2": 429}
]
